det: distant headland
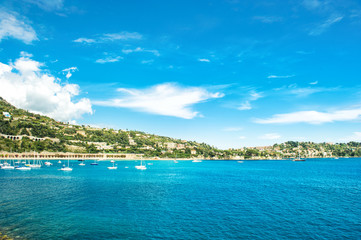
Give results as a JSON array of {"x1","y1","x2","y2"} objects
[{"x1": 1, "y1": 97, "x2": 361, "y2": 160}]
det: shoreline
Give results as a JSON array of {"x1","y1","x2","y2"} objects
[{"x1": 0, "y1": 156, "x2": 354, "y2": 161}]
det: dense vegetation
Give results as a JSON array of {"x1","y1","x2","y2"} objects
[{"x1": 1, "y1": 97, "x2": 361, "y2": 159}]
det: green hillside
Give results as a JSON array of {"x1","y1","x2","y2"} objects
[
  {"x1": 1, "y1": 96, "x2": 361, "y2": 159},
  {"x1": 0, "y1": 97, "x2": 218, "y2": 159}
]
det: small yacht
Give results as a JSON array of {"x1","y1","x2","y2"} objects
[
  {"x1": 1, "y1": 162, "x2": 15, "y2": 170},
  {"x1": 79, "y1": 160, "x2": 85, "y2": 166},
  {"x1": 108, "y1": 161, "x2": 117, "y2": 170},
  {"x1": 44, "y1": 161, "x2": 53, "y2": 166},
  {"x1": 192, "y1": 159, "x2": 202, "y2": 163},
  {"x1": 135, "y1": 160, "x2": 146, "y2": 170},
  {"x1": 237, "y1": 161, "x2": 244, "y2": 163},
  {"x1": 15, "y1": 166, "x2": 31, "y2": 170},
  {"x1": 60, "y1": 159, "x2": 72, "y2": 171},
  {"x1": 58, "y1": 160, "x2": 62, "y2": 163}
]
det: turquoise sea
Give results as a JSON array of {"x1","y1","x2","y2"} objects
[{"x1": 0, "y1": 158, "x2": 360, "y2": 239}]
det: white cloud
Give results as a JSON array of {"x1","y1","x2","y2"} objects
[
  {"x1": 73, "y1": 38, "x2": 96, "y2": 44},
  {"x1": 74, "y1": 31, "x2": 142, "y2": 44},
  {"x1": 302, "y1": 0, "x2": 321, "y2": 10},
  {"x1": 274, "y1": 84, "x2": 336, "y2": 97},
  {"x1": 95, "y1": 56, "x2": 122, "y2": 64},
  {"x1": 102, "y1": 32, "x2": 142, "y2": 41},
  {"x1": 249, "y1": 90, "x2": 263, "y2": 100},
  {"x1": 0, "y1": 10, "x2": 38, "y2": 44},
  {"x1": 198, "y1": 58, "x2": 210, "y2": 62},
  {"x1": 236, "y1": 90, "x2": 263, "y2": 111},
  {"x1": 309, "y1": 81, "x2": 318, "y2": 85},
  {"x1": 223, "y1": 127, "x2": 243, "y2": 132},
  {"x1": 259, "y1": 133, "x2": 281, "y2": 140},
  {"x1": 239, "y1": 136, "x2": 246, "y2": 140},
  {"x1": 238, "y1": 101, "x2": 252, "y2": 110},
  {"x1": 23, "y1": 0, "x2": 64, "y2": 11},
  {"x1": 140, "y1": 59, "x2": 154, "y2": 64},
  {"x1": 267, "y1": 75, "x2": 295, "y2": 79},
  {"x1": 341, "y1": 132, "x2": 361, "y2": 142},
  {"x1": 0, "y1": 53, "x2": 92, "y2": 122},
  {"x1": 62, "y1": 66, "x2": 78, "y2": 79},
  {"x1": 255, "y1": 108, "x2": 361, "y2": 124},
  {"x1": 94, "y1": 83, "x2": 224, "y2": 119},
  {"x1": 309, "y1": 15, "x2": 343, "y2": 36},
  {"x1": 122, "y1": 47, "x2": 160, "y2": 56},
  {"x1": 253, "y1": 16, "x2": 282, "y2": 23}
]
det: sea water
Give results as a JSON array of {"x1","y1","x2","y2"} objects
[{"x1": 0, "y1": 159, "x2": 360, "y2": 239}]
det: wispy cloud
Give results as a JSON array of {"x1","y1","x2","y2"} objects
[
  {"x1": 238, "y1": 101, "x2": 252, "y2": 110},
  {"x1": 255, "y1": 107, "x2": 361, "y2": 124},
  {"x1": 122, "y1": 47, "x2": 160, "y2": 56},
  {"x1": 73, "y1": 31, "x2": 143, "y2": 44},
  {"x1": 274, "y1": 84, "x2": 337, "y2": 97},
  {"x1": 0, "y1": 9, "x2": 38, "y2": 44},
  {"x1": 239, "y1": 136, "x2": 246, "y2": 140},
  {"x1": 73, "y1": 38, "x2": 96, "y2": 44},
  {"x1": 223, "y1": 127, "x2": 243, "y2": 132},
  {"x1": 198, "y1": 58, "x2": 210, "y2": 62},
  {"x1": 259, "y1": 133, "x2": 281, "y2": 140},
  {"x1": 253, "y1": 16, "x2": 283, "y2": 23},
  {"x1": 94, "y1": 83, "x2": 224, "y2": 119},
  {"x1": 0, "y1": 53, "x2": 92, "y2": 121},
  {"x1": 62, "y1": 66, "x2": 78, "y2": 79},
  {"x1": 140, "y1": 59, "x2": 154, "y2": 64},
  {"x1": 309, "y1": 15, "x2": 343, "y2": 36},
  {"x1": 102, "y1": 32, "x2": 142, "y2": 41},
  {"x1": 302, "y1": 0, "x2": 321, "y2": 10},
  {"x1": 309, "y1": 81, "x2": 318, "y2": 85},
  {"x1": 267, "y1": 75, "x2": 295, "y2": 79},
  {"x1": 95, "y1": 56, "x2": 122, "y2": 64},
  {"x1": 237, "y1": 90, "x2": 263, "y2": 111},
  {"x1": 23, "y1": 0, "x2": 64, "y2": 11}
]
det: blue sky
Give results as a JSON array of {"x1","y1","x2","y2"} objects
[{"x1": 0, "y1": 0, "x2": 361, "y2": 149}]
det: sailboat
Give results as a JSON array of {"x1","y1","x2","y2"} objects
[
  {"x1": 135, "y1": 159, "x2": 146, "y2": 170},
  {"x1": 60, "y1": 158, "x2": 72, "y2": 171},
  {"x1": 293, "y1": 143, "x2": 305, "y2": 161},
  {"x1": 29, "y1": 152, "x2": 42, "y2": 168},
  {"x1": 90, "y1": 158, "x2": 99, "y2": 165},
  {"x1": 108, "y1": 160, "x2": 117, "y2": 170},
  {"x1": 79, "y1": 160, "x2": 85, "y2": 166}
]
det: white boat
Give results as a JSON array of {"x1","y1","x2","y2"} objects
[
  {"x1": 90, "y1": 159, "x2": 99, "y2": 165},
  {"x1": 44, "y1": 161, "x2": 53, "y2": 166},
  {"x1": 15, "y1": 166, "x2": 31, "y2": 170},
  {"x1": 135, "y1": 160, "x2": 146, "y2": 170},
  {"x1": 58, "y1": 160, "x2": 62, "y2": 164},
  {"x1": 237, "y1": 161, "x2": 244, "y2": 163},
  {"x1": 192, "y1": 159, "x2": 202, "y2": 162},
  {"x1": 79, "y1": 161, "x2": 85, "y2": 166},
  {"x1": 29, "y1": 152, "x2": 42, "y2": 168},
  {"x1": 293, "y1": 143, "x2": 306, "y2": 161},
  {"x1": 108, "y1": 161, "x2": 117, "y2": 170},
  {"x1": 1, "y1": 162, "x2": 15, "y2": 170},
  {"x1": 60, "y1": 158, "x2": 72, "y2": 171},
  {"x1": 110, "y1": 160, "x2": 115, "y2": 163}
]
